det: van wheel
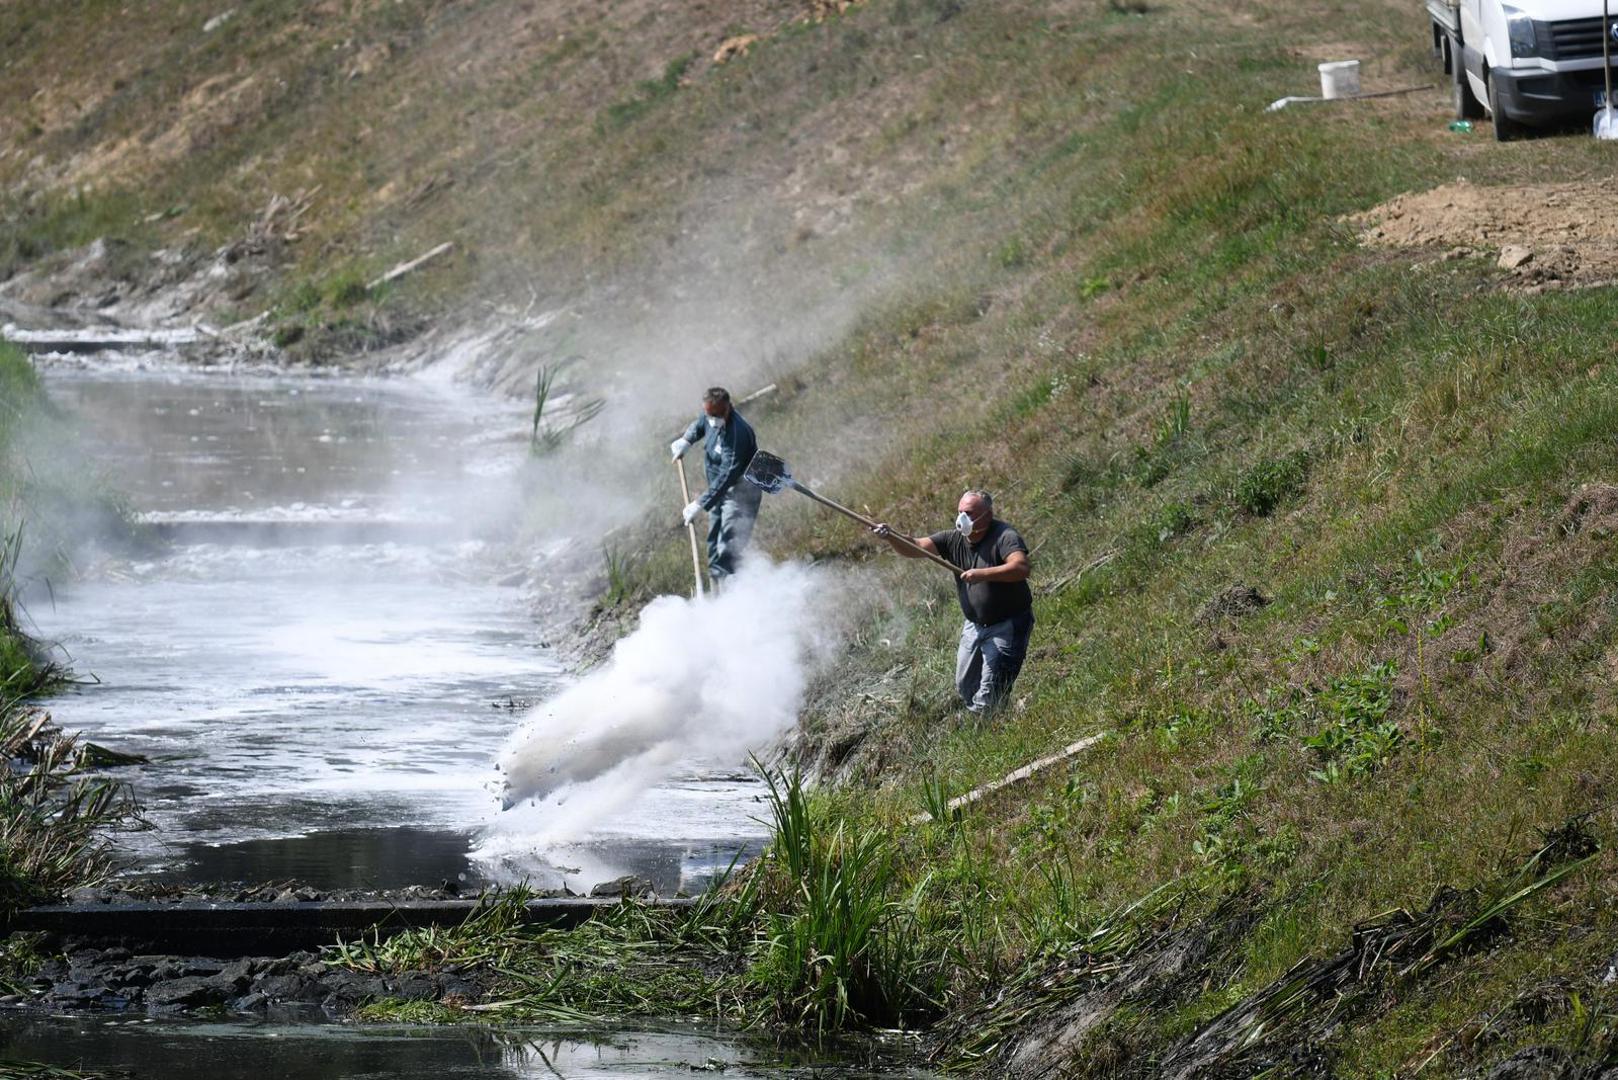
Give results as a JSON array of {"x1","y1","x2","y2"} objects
[
  {"x1": 1452, "y1": 42, "x2": 1484, "y2": 119},
  {"x1": 1487, "y1": 71, "x2": 1521, "y2": 140}
]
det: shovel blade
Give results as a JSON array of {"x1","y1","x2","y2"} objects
[
  {"x1": 743, "y1": 450, "x2": 793, "y2": 494},
  {"x1": 1597, "y1": 107, "x2": 1618, "y2": 140}
]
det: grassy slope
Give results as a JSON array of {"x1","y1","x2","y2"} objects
[
  {"x1": 2, "y1": 0, "x2": 1035, "y2": 362},
  {"x1": 599, "y1": 4, "x2": 1618, "y2": 1076},
  {"x1": 723, "y1": 10, "x2": 1618, "y2": 1077},
  {"x1": 10, "y1": 0, "x2": 1618, "y2": 1073}
]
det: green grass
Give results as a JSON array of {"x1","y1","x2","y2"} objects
[
  {"x1": 0, "y1": 189, "x2": 154, "y2": 282},
  {"x1": 600, "y1": 54, "x2": 696, "y2": 131},
  {"x1": 329, "y1": 769, "x2": 940, "y2": 1030},
  {"x1": 1233, "y1": 448, "x2": 1312, "y2": 517},
  {"x1": 0, "y1": 703, "x2": 139, "y2": 914},
  {"x1": 350, "y1": 5, "x2": 1618, "y2": 1054},
  {"x1": 748, "y1": 768, "x2": 944, "y2": 1033}
]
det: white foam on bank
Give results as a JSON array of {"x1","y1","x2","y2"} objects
[{"x1": 2, "y1": 323, "x2": 204, "y2": 347}]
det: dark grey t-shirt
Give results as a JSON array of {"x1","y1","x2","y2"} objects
[{"x1": 928, "y1": 520, "x2": 1033, "y2": 626}]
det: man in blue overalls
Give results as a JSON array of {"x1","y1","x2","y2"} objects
[{"x1": 670, "y1": 387, "x2": 761, "y2": 584}]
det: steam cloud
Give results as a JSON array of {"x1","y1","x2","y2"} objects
[{"x1": 494, "y1": 559, "x2": 830, "y2": 824}]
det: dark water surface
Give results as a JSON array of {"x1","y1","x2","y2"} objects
[
  {"x1": 158, "y1": 827, "x2": 754, "y2": 895},
  {"x1": 0, "y1": 1015, "x2": 923, "y2": 1080}
]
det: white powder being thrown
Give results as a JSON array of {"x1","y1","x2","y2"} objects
[{"x1": 493, "y1": 560, "x2": 829, "y2": 830}]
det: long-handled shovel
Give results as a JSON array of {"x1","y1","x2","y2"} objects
[
  {"x1": 674, "y1": 458, "x2": 706, "y2": 597},
  {"x1": 1599, "y1": 0, "x2": 1618, "y2": 139},
  {"x1": 743, "y1": 451, "x2": 961, "y2": 576}
]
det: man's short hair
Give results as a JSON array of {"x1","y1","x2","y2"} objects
[
  {"x1": 962, "y1": 489, "x2": 993, "y2": 513},
  {"x1": 704, "y1": 387, "x2": 731, "y2": 407}
]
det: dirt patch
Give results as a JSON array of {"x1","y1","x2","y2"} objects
[
  {"x1": 1352, "y1": 180, "x2": 1618, "y2": 291},
  {"x1": 1197, "y1": 583, "x2": 1270, "y2": 624},
  {"x1": 1383, "y1": 485, "x2": 1618, "y2": 716},
  {"x1": 1290, "y1": 41, "x2": 1374, "y2": 63},
  {"x1": 1556, "y1": 482, "x2": 1618, "y2": 539}
]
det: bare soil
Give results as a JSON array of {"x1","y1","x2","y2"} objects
[{"x1": 1352, "y1": 179, "x2": 1618, "y2": 290}]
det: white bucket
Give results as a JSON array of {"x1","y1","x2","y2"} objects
[{"x1": 1318, "y1": 60, "x2": 1361, "y2": 100}]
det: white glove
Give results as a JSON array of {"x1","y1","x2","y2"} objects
[
  {"x1": 682, "y1": 501, "x2": 702, "y2": 526},
  {"x1": 670, "y1": 438, "x2": 689, "y2": 460}
]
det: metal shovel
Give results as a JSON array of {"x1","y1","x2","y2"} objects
[
  {"x1": 1598, "y1": 0, "x2": 1618, "y2": 139},
  {"x1": 743, "y1": 451, "x2": 962, "y2": 576}
]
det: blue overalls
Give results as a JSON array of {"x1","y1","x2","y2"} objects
[{"x1": 680, "y1": 409, "x2": 761, "y2": 580}]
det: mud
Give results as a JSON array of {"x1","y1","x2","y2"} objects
[
  {"x1": 9, "y1": 944, "x2": 494, "y2": 1019},
  {"x1": 1, "y1": 234, "x2": 279, "y2": 341},
  {"x1": 60, "y1": 879, "x2": 502, "y2": 907},
  {"x1": 1352, "y1": 180, "x2": 1618, "y2": 291},
  {"x1": 6, "y1": 880, "x2": 657, "y2": 1020}
]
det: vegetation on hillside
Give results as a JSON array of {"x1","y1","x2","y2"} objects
[{"x1": 552, "y1": 4, "x2": 1618, "y2": 1077}]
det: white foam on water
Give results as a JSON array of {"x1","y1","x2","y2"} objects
[
  {"x1": 483, "y1": 560, "x2": 830, "y2": 850},
  {"x1": 139, "y1": 504, "x2": 444, "y2": 525},
  {"x1": 29, "y1": 362, "x2": 793, "y2": 883}
]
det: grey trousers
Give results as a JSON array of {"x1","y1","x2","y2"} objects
[
  {"x1": 955, "y1": 611, "x2": 1035, "y2": 713},
  {"x1": 706, "y1": 489, "x2": 761, "y2": 579}
]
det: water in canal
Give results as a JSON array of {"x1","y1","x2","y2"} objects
[
  {"x1": 0, "y1": 1014, "x2": 924, "y2": 1080},
  {"x1": 26, "y1": 358, "x2": 767, "y2": 894}
]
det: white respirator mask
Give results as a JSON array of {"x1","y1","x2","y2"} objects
[
  {"x1": 955, "y1": 511, "x2": 974, "y2": 536},
  {"x1": 707, "y1": 414, "x2": 726, "y2": 430}
]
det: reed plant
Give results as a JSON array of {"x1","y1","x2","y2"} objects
[
  {"x1": 0, "y1": 521, "x2": 139, "y2": 914},
  {"x1": 530, "y1": 364, "x2": 606, "y2": 457},
  {"x1": 0, "y1": 701, "x2": 140, "y2": 914},
  {"x1": 748, "y1": 767, "x2": 945, "y2": 1033}
]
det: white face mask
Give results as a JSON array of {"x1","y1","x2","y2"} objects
[
  {"x1": 707, "y1": 414, "x2": 726, "y2": 429},
  {"x1": 956, "y1": 511, "x2": 974, "y2": 536}
]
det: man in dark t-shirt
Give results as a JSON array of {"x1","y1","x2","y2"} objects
[{"x1": 871, "y1": 490, "x2": 1034, "y2": 714}]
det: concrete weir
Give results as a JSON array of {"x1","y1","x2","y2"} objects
[
  {"x1": 1, "y1": 325, "x2": 207, "y2": 354},
  {"x1": 8, "y1": 897, "x2": 698, "y2": 956}
]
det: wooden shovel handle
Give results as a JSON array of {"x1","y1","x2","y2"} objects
[
  {"x1": 676, "y1": 459, "x2": 705, "y2": 597},
  {"x1": 791, "y1": 482, "x2": 962, "y2": 577}
]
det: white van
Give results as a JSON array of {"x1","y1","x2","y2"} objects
[{"x1": 1429, "y1": 0, "x2": 1617, "y2": 138}]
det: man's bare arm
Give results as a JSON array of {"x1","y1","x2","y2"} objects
[
  {"x1": 960, "y1": 549, "x2": 1029, "y2": 585},
  {"x1": 870, "y1": 524, "x2": 937, "y2": 559}
]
